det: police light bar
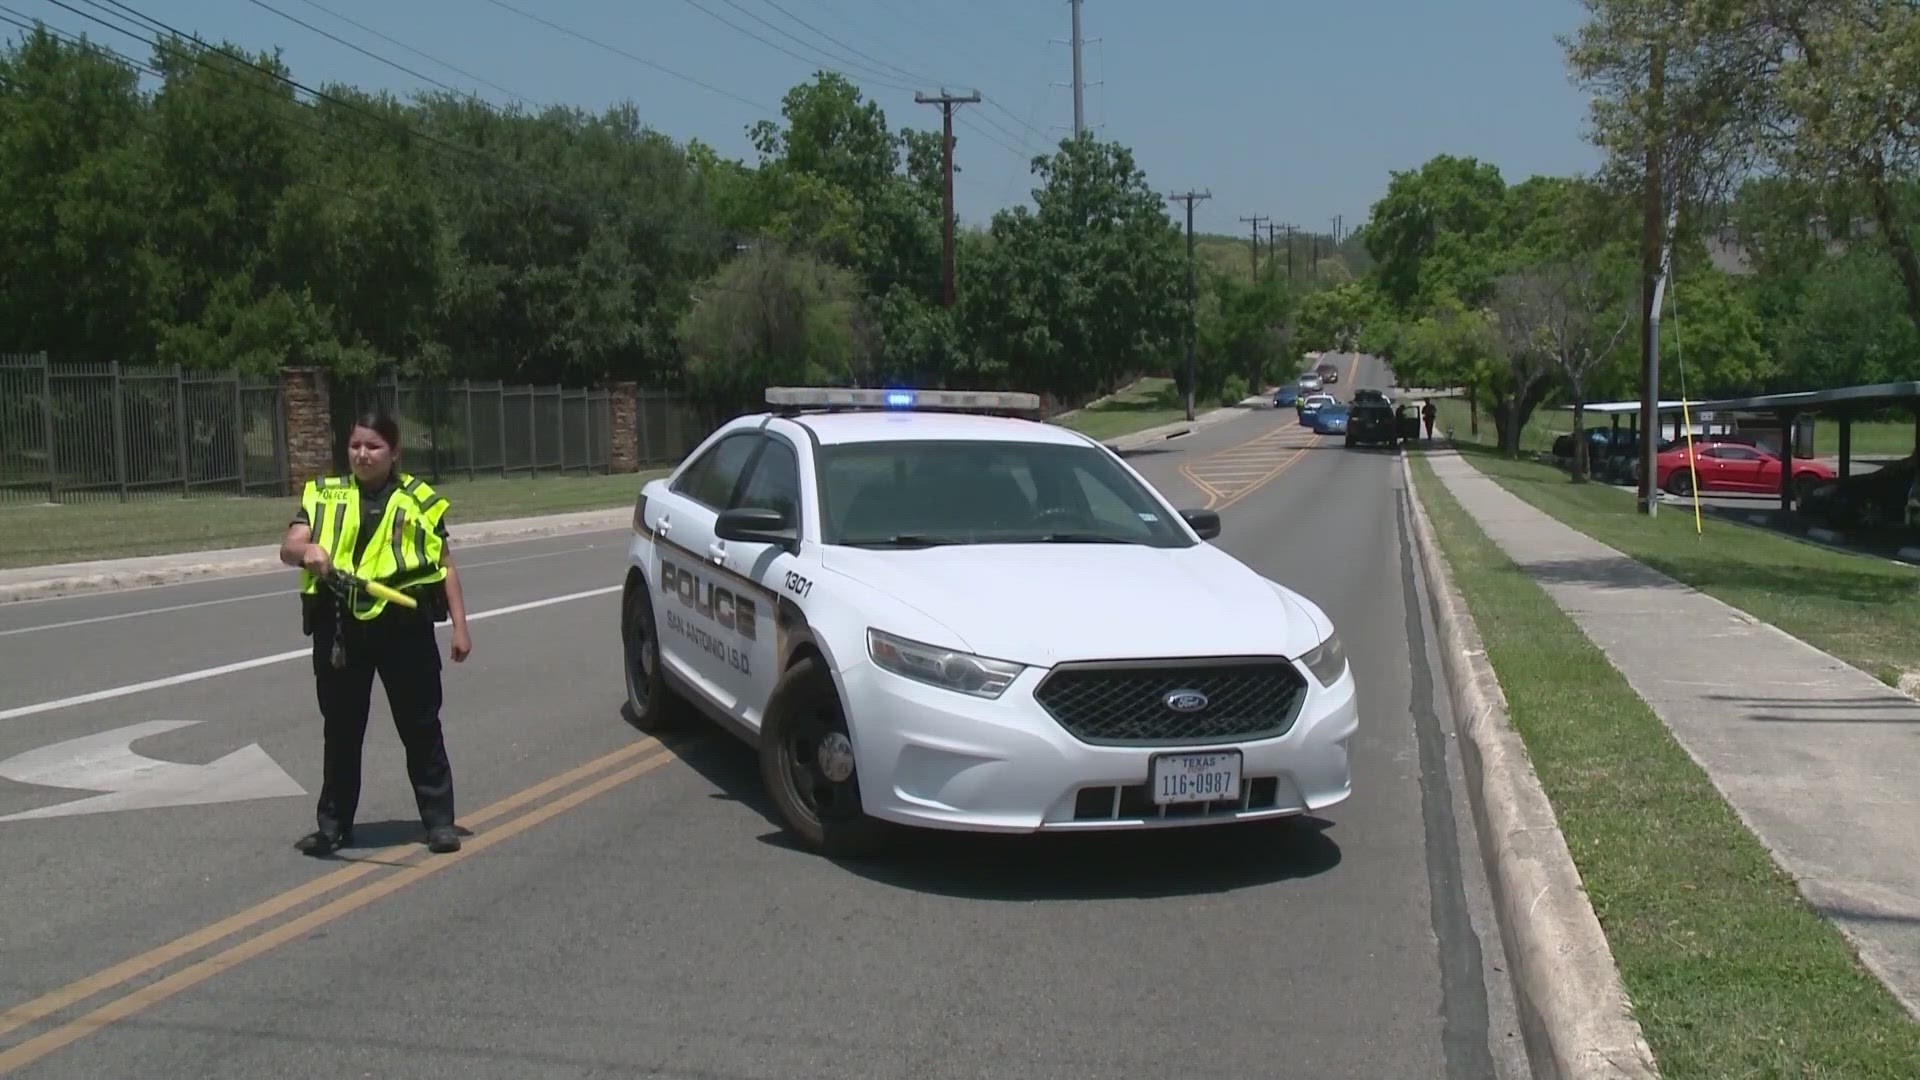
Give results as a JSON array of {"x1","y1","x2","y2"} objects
[{"x1": 765, "y1": 387, "x2": 1042, "y2": 414}]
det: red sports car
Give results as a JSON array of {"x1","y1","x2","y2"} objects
[{"x1": 1656, "y1": 439, "x2": 1835, "y2": 501}]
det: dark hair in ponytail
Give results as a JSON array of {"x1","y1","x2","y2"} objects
[{"x1": 348, "y1": 410, "x2": 402, "y2": 450}]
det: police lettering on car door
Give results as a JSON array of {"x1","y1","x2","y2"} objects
[{"x1": 659, "y1": 556, "x2": 756, "y2": 676}]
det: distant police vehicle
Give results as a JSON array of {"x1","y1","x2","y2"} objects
[{"x1": 621, "y1": 386, "x2": 1359, "y2": 857}]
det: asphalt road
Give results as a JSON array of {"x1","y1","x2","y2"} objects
[{"x1": 0, "y1": 355, "x2": 1531, "y2": 1079}]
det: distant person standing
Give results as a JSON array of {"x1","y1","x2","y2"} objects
[{"x1": 1422, "y1": 400, "x2": 1437, "y2": 440}]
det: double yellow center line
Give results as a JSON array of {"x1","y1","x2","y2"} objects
[{"x1": 0, "y1": 735, "x2": 682, "y2": 1074}]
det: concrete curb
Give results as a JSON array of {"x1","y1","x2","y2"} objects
[
  {"x1": 0, "y1": 507, "x2": 635, "y2": 604},
  {"x1": 1399, "y1": 451, "x2": 1660, "y2": 1080}
]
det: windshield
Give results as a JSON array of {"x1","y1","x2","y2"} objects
[{"x1": 815, "y1": 440, "x2": 1194, "y2": 548}]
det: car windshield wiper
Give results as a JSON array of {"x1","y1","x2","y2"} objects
[
  {"x1": 1030, "y1": 532, "x2": 1138, "y2": 544},
  {"x1": 841, "y1": 533, "x2": 968, "y2": 548}
]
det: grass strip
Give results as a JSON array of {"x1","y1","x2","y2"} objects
[
  {"x1": 1051, "y1": 377, "x2": 1193, "y2": 441},
  {"x1": 1407, "y1": 450, "x2": 1920, "y2": 1078},
  {"x1": 1435, "y1": 442, "x2": 1920, "y2": 687},
  {"x1": 0, "y1": 471, "x2": 663, "y2": 570}
]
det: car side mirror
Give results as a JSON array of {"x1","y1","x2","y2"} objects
[
  {"x1": 1180, "y1": 508, "x2": 1221, "y2": 540},
  {"x1": 715, "y1": 506, "x2": 798, "y2": 550}
]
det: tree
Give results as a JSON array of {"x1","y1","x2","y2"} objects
[
  {"x1": 1364, "y1": 154, "x2": 1510, "y2": 311},
  {"x1": 1198, "y1": 273, "x2": 1293, "y2": 403},
  {"x1": 1490, "y1": 262, "x2": 1637, "y2": 476},
  {"x1": 1754, "y1": 1, "x2": 1920, "y2": 334},
  {"x1": 1293, "y1": 281, "x2": 1379, "y2": 352},
  {"x1": 961, "y1": 134, "x2": 1186, "y2": 401},
  {"x1": 675, "y1": 241, "x2": 871, "y2": 403}
]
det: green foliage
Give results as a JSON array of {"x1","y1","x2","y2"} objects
[
  {"x1": 0, "y1": 33, "x2": 1224, "y2": 412},
  {"x1": 675, "y1": 241, "x2": 869, "y2": 400}
]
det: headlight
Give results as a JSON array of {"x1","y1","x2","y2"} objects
[
  {"x1": 867, "y1": 628, "x2": 1024, "y2": 699},
  {"x1": 1298, "y1": 632, "x2": 1347, "y2": 687}
]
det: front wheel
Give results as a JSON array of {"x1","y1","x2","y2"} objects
[
  {"x1": 759, "y1": 656, "x2": 894, "y2": 859},
  {"x1": 621, "y1": 576, "x2": 682, "y2": 729}
]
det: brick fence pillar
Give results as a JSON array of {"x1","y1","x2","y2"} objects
[
  {"x1": 608, "y1": 381, "x2": 639, "y2": 473},
  {"x1": 280, "y1": 366, "x2": 334, "y2": 490}
]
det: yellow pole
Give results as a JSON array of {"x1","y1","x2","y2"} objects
[{"x1": 1679, "y1": 401, "x2": 1702, "y2": 535}]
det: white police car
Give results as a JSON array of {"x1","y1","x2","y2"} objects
[{"x1": 622, "y1": 387, "x2": 1357, "y2": 857}]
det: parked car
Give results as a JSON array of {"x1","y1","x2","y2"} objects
[
  {"x1": 1656, "y1": 439, "x2": 1835, "y2": 501},
  {"x1": 1799, "y1": 456, "x2": 1920, "y2": 530},
  {"x1": 1344, "y1": 401, "x2": 1400, "y2": 448}
]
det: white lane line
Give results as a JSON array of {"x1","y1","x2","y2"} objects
[
  {"x1": 0, "y1": 585, "x2": 621, "y2": 722},
  {"x1": 0, "y1": 545, "x2": 608, "y2": 639}
]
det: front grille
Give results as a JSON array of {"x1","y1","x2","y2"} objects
[{"x1": 1032, "y1": 658, "x2": 1309, "y2": 746}]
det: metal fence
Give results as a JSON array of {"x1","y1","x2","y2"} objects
[
  {"x1": 329, "y1": 374, "x2": 620, "y2": 482},
  {"x1": 0, "y1": 353, "x2": 748, "y2": 505},
  {"x1": 0, "y1": 354, "x2": 286, "y2": 505}
]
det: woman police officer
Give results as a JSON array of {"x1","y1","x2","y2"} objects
[{"x1": 278, "y1": 412, "x2": 472, "y2": 856}]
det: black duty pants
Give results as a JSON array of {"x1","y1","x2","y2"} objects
[{"x1": 310, "y1": 605, "x2": 455, "y2": 835}]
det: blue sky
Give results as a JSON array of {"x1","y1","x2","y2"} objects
[{"x1": 14, "y1": 0, "x2": 1604, "y2": 237}]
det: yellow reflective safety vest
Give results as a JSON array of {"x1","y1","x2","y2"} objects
[{"x1": 298, "y1": 472, "x2": 450, "y2": 620}]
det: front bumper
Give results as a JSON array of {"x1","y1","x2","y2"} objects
[{"x1": 837, "y1": 657, "x2": 1358, "y2": 833}]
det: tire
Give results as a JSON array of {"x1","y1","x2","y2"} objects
[
  {"x1": 621, "y1": 574, "x2": 682, "y2": 729},
  {"x1": 1664, "y1": 470, "x2": 1692, "y2": 497},
  {"x1": 758, "y1": 656, "x2": 893, "y2": 859},
  {"x1": 1791, "y1": 472, "x2": 1820, "y2": 505}
]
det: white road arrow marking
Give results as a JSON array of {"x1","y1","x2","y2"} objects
[{"x1": 0, "y1": 720, "x2": 305, "y2": 822}]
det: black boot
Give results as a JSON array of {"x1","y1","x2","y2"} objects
[
  {"x1": 295, "y1": 827, "x2": 351, "y2": 856},
  {"x1": 425, "y1": 825, "x2": 461, "y2": 854}
]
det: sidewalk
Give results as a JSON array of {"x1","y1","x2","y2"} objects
[{"x1": 1423, "y1": 446, "x2": 1920, "y2": 1020}]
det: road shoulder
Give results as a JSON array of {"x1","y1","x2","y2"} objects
[
  {"x1": 1400, "y1": 450, "x2": 1657, "y2": 1080},
  {"x1": 1410, "y1": 445, "x2": 1920, "y2": 1077}
]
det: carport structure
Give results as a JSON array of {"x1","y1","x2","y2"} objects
[{"x1": 1688, "y1": 381, "x2": 1920, "y2": 511}]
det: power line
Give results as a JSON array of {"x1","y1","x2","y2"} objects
[
  {"x1": 287, "y1": 0, "x2": 535, "y2": 108},
  {"x1": 478, "y1": 0, "x2": 773, "y2": 113}
]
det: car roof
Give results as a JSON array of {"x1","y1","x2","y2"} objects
[{"x1": 776, "y1": 410, "x2": 1095, "y2": 447}]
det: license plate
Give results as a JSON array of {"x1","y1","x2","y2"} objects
[{"x1": 1149, "y1": 751, "x2": 1242, "y2": 806}]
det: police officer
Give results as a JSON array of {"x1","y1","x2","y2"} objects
[{"x1": 278, "y1": 411, "x2": 472, "y2": 857}]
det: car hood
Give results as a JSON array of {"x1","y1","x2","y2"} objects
[{"x1": 819, "y1": 543, "x2": 1329, "y2": 667}]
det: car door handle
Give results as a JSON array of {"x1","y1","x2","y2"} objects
[{"x1": 707, "y1": 541, "x2": 726, "y2": 564}]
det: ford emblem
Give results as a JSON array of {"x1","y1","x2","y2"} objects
[{"x1": 1164, "y1": 689, "x2": 1208, "y2": 713}]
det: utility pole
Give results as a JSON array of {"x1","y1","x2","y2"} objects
[
  {"x1": 1265, "y1": 222, "x2": 1280, "y2": 283},
  {"x1": 1069, "y1": 0, "x2": 1085, "y2": 137},
  {"x1": 1331, "y1": 214, "x2": 1343, "y2": 245},
  {"x1": 1240, "y1": 215, "x2": 1269, "y2": 280},
  {"x1": 1168, "y1": 189, "x2": 1212, "y2": 421},
  {"x1": 1637, "y1": 39, "x2": 1668, "y2": 516},
  {"x1": 1283, "y1": 224, "x2": 1296, "y2": 280},
  {"x1": 916, "y1": 89, "x2": 980, "y2": 308}
]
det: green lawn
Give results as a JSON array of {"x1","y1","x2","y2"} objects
[
  {"x1": 1432, "y1": 442, "x2": 1920, "y2": 686},
  {"x1": 1408, "y1": 451, "x2": 1920, "y2": 1078},
  {"x1": 0, "y1": 471, "x2": 662, "y2": 570},
  {"x1": 1050, "y1": 378, "x2": 1195, "y2": 441}
]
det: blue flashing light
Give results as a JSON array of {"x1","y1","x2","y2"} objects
[{"x1": 884, "y1": 390, "x2": 916, "y2": 408}]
